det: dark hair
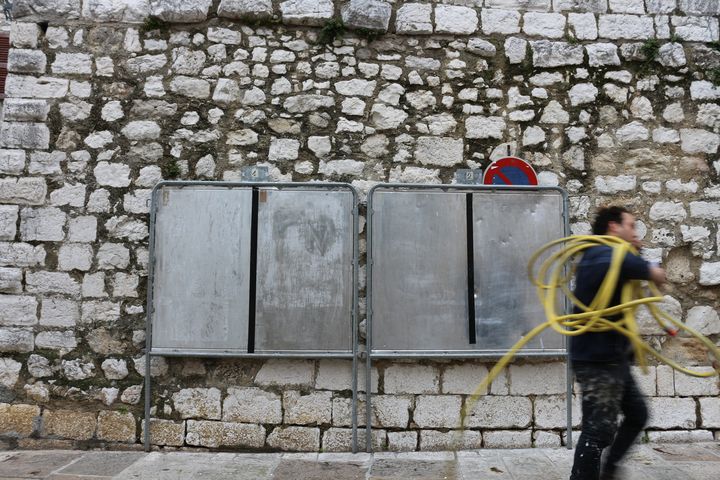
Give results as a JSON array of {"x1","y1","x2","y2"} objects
[{"x1": 592, "y1": 206, "x2": 630, "y2": 235}]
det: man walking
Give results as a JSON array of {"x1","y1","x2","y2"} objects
[{"x1": 569, "y1": 206, "x2": 666, "y2": 480}]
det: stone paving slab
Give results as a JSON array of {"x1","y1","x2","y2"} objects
[{"x1": 0, "y1": 443, "x2": 719, "y2": 479}]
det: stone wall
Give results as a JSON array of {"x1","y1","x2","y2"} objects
[{"x1": 0, "y1": 0, "x2": 719, "y2": 452}]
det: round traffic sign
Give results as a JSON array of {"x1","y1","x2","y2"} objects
[{"x1": 482, "y1": 156, "x2": 538, "y2": 186}]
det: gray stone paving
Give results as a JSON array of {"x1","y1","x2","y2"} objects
[{"x1": 0, "y1": 442, "x2": 718, "y2": 479}]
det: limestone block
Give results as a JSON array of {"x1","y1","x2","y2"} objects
[
  {"x1": 523, "y1": 13, "x2": 565, "y2": 38},
  {"x1": 335, "y1": 79, "x2": 376, "y2": 97},
  {"x1": 657, "y1": 365, "x2": 675, "y2": 396},
  {"x1": 169, "y1": 76, "x2": 211, "y2": 99},
  {"x1": 534, "y1": 395, "x2": 581, "y2": 429},
  {"x1": 680, "y1": 128, "x2": 720, "y2": 154},
  {"x1": 648, "y1": 430, "x2": 715, "y2": 443},
  {"x1": 101, "y1": 359, "x2": 128, "y2": 380},
  {"x1": 484, "y1": 430, "x2": 532, "y2": 448},
  {"x1": 700, "y1": 397, "x2": 720, "y2": 427},
  {"x1": 671, "y1": 16, "x2": 719, "y2": 42},
  {"x1": 690, "y1": 201, "x2": 720, "y2": 220},
  {"x1": 207, "y1": 27, "x2": 242, "y2": 45},
  {"x1": 149, "y1": 0, "x2": 212, "y2": 23},
  {"x1": 84, "y1": 131, "x2": 114, "y2": 150},
  {"x1": 0, "y1": 178, "x2": 46, "y2": 206},
  {"x1": 388, "y1": 166, "x2": 441, "y2": 184},
  {"x1": 105, "y1": 216, "x2": 148, "y2": 241},
  {"x1": 700, "y1": 261, "x2": 720, "y2": 285},
  {"x1": 341, "y1": 0, "x2": 392, "y2": 31},
  {"x1": 371, "y1": 104, "x2": 408, "y2": 130},
  {"x1": 595, "y1": 175, "x2": 637, "y2": 194},
  {"x1": 283, "y1": 391, "x2": 332, "y2": 425},
  {"x1": 283, "y1": 94, "x2": 335, "y2": 113},
  {"x1": 646, "y1": 0, "x2": 676, "y2": 14},
  {"x1": 372, "y1": 395, "x2": 412, "y2": 428},
  {"x1": 569, "y1": 13, "x2": 598, "y2": 40},
  {"x1": 599, "y1": 14, "x2": 655, "y2": 39},
  {"x1": 0, "y1": 123, "x2": 50, "y2": 149},
  {"x1": 649, "y1": 201, "x2": 687, "y2": 222},
  {"x1": 5, "y1": 75, "x2": 69, "y2": 99},
  {"x1": 569, "y1": 83, "x2": 599, "y2": 106},
  {"x1": 279, "y1": 0, "x2": 334, "y2": 26},
  {"x1": 647, "y1": 397, "x2": 696, "y2": 428},
  {"x1": 420, "y1": 430, "x2": 482, "y2": 451},
  {"x1": 268, "y1": 138, "x2": 300, "y2": 162},
  {"x1": 266, "y1": 426, "x2": 320, "y2": 451},
  {"x1": 630, "y1": 366, "x2": 657, "y2": 396},
  {"x1": 0, "y1": 404, "x2": 40, "y2": 436},
  {"x1": 653, "y1": 127, "x2": 680, "y2": 144},
  {"x1": 388, "y1": 431, "x2": 418, "y2": 452},
  {"x1": 586, "y1": 43, "x2": 620, "y2": 67},
  {"x1": 10, "y1": 22, "x2": 41, "y2": 48},
  {"x1": 435, "y1": 5, "x2": 478, "y2": 35},
  {"x1": 52, "y1": 53, "x2": 92, "y2": 75},
  {"x1": 121, "y1": 385, "x2": 143, "y2": 405},
  {"x1": 414, "y1": 137, "x2": 464, "y2": 166},
  {"x1": 675, "y1": 367, "x2": 719, "y2": 396},
  {"x1": 0, "y1": 295, "x2": 36, "y2": 327},
  {"x1": 61, "y1": 358, "x2": 94, "y2": 380},
  {"x1": 396, "y1": 3, "x2": 432, "y2": 34},
  {"x1": 26, "y1": 272, "x2": 80, "y2": 295},
  {"x1": 534, "y1": 430, "x2": 562, "y2": 447},
  {"x1": 332, "y1": 397, "x2": 372, "y2": 427},
  {"x1": 322, "y1": 427, "x2": 385, "y2": 452},
  {"x1": 213, "y1": 79, "x2": 241, "y2": 105},
  {"x1": 255, "y1": 359, "x2": 314, "y2": 387},
  {"x1": 218, "y1": 0, "x2": 273, "y2": 20},
  {"x1": 57, "y1": 244, "x2": 93, "y2": 272},
  {"x1": 223, "y1": 387, "x2": 282, "y2": 424},
  {"x1": 143, "y1": 419, "x2": 185, "y2": 446},
  {"x1": 172, "y1": 388, "x2": 221, "y2": 420},
  {"x1": 186, "y1": 420, "x2": 265, "y2": 448},
  {"x1": 384, "y1": 364, "x2": 439, "y2": 394},
  {"x1": 0, "y1": 267, "x2": 22, "y2": 294},
  {"x1": 442, "y1": 364, "x2": 489, "y2": 395},
  {"x1": 43, "y1": 409, "x2": 95, "y2": 439},
  {"x1": 0, "y1": 328, "x2": 34, "y2": 353},
  {"x1": 318, "y1": 160, "x2": 365, "y2": 177},
  {"x1": 0, "y1": 358, "x2": 21, "y2": 388},
  {"x1": 685, "y1": 306, "x2": 720, "y2": 335},
  {"x1": 505, "y1": 37, "x2": 528, "y2": 64},
  {"x1": 413, "y1": 395, "x2": 461, "y2": 428},
  {"x1": 530, "y1": 41, "x2": 584, "y2": 67},
  {"x1": 97, "y1": 243, "x2": 130, "y2": 269},
  {"x1": 691, "y1": 81, "x2": 720, "y2": 100},
  {"x1": 0, "y1": 149, "x2": 25, "y2": 175},
  {"x1": 509, "y1": 363, "x2": 566, "y2": 395},
  {"x1": 465, "y1": 396, "x2": 531, "y2": 428},
  {"x1": 13, "y1": 0, "x2": 81, "y2": 22},
  {"x1": 0, "y1": 242, "x2": 46, "y2": 267},
  {"x1": 481, "y1": 9, "x2": 521, "y2": 35},
  {"x1": 81, "y1": 0, "x2": 150, "y2": 22},
  {"x1": 121, "y1": 121, "x2": 161, "y2": 141},
  {"x1": 97, "y1": 411, "x2": 136, "y2": 442},
  {"x1": 131, "y1": 352, "x2": 167, "y2": 376},
  {"x1": 8, "y1": 49, "x2": 47, "y2": 74},
  {"x1": 465, "y1": 116, "x2": 506, "y2": 139},
  {"x1": 50, "y1": 184, "x2": 86, "y2": 208},
  {"x1": 40, "y1": 298, "x2": 78, "y2": 327}
]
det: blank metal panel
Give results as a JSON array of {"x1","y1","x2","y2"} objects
[
  {"x1": 254, "y1": 189, "x2": 354, "y2": 352},
  {"x1": 472, "y1": 190, "x2": 565, "y2": 352},
  {"x1": 371, "y1": 191, "x2": 470, "y2": 351},
  {"x1": 152, "y1": 187, "x2": 252, "y2": 352}
]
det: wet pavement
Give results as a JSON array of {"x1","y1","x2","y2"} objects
[{"x1": 0, "y1": 442, "x2": 719, "y2": 479}]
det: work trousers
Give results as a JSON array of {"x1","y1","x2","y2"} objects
[{"x1": 569, "y1": 361, "x2": 648, "y2": 480}]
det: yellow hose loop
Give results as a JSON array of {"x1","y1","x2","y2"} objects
[{"x1": 462, "y1": 234, "x2": 720, "y2": 431}]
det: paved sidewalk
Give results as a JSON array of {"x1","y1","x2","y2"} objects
[{"x1": 0, "y1": 442, "x2": 719, "y2": 479}]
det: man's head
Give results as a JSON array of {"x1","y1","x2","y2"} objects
[{"x1": 592, "y1": 206, "x2": 639, "y2": 245}]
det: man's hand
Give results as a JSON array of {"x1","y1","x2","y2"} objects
[{"x1": 649, "y1": 266, "x2": 666, "y2": 285}]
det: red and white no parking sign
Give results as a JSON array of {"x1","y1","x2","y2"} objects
[{"x1": 483, "y1": 157, "x2": 538, "y2": 186}]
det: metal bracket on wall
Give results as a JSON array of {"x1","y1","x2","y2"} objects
[
  {"x1": 455, "y1": 169, "x2": 483, "y2": 185},
  {"x1": 241, "y1": 165, "x2": 269, "y2": 182}
]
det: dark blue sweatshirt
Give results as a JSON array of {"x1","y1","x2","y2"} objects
[{"x1": 569, "y1": 245, "x2": 651, "y2": 363}]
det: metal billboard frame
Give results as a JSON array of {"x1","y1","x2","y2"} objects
[
  {"x1": 364, "y1": 183, "x2": 573, "y2": 452},
  {"x1": 143, "y1": 181, "x2": 360, "y2": 452}
]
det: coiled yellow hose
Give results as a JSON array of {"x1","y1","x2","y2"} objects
[{"x1": 460, "y1": 235, "x2": 720, "y2": 426}]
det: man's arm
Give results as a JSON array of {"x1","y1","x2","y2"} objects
[{"x1": 648, "y1": 265, "x2": 666, "y2": 285}]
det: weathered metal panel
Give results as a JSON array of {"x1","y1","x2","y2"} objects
[
  {"x1": 152, "y1": 187, "x2": 252, "y2": 352},
  {"x1": 472, "y1": 190, "x2": 565, "y2": 352},
  {"x1": 254, "y1": 189, "x2": 354, "y2": 353},
  {"x1": 371, "y1": 191, "x2": 471, "y2": 351}
]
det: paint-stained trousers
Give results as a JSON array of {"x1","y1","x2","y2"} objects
[{"x1": 569, "y1": 361, "x2": 649, "y2": 480}]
